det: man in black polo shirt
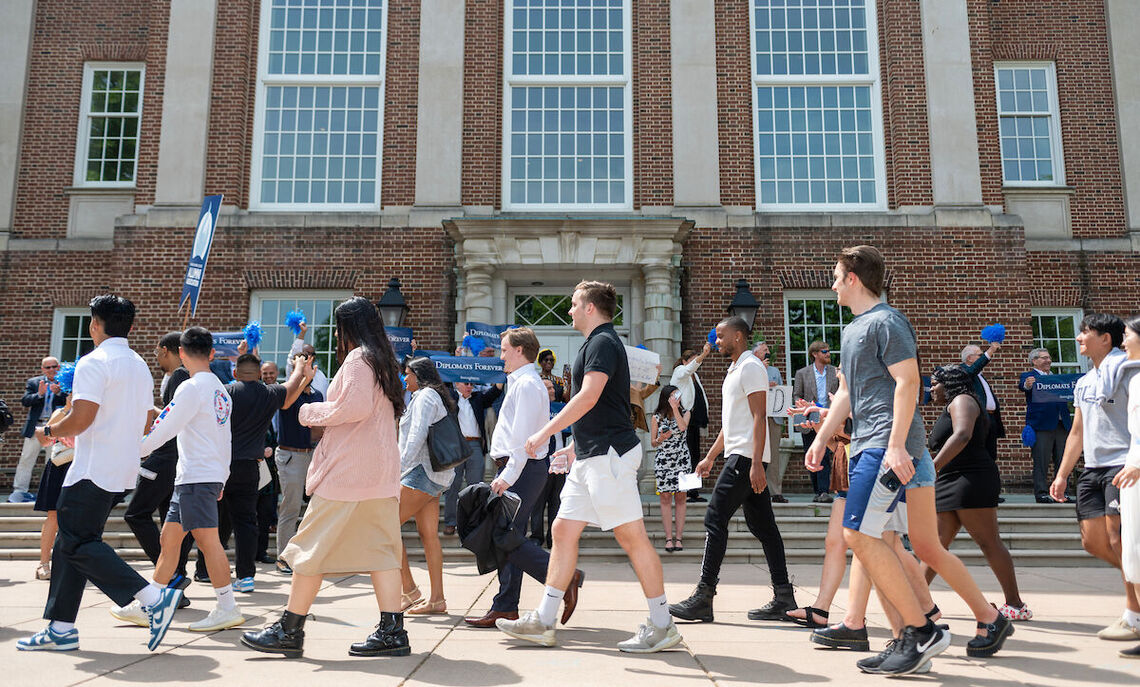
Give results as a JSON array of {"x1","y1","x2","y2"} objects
[
  {"x1": 216, "y1": 353, "x2": 311, "y2": 592},
  {"x1": 497, "y1": 281, "x2": 682, "y2": 654}
]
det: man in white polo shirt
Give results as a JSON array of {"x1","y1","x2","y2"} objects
[
  {"x1": 670, "y1": 316, "x2": 794, "y2": 624},
  {"x1": 18, "y1": 295, "x2": 184, "y2": 653}
]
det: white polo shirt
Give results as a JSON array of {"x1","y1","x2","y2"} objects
[
  {"x1": 64, "y1": 337, "x2": 155, "y2": 492},
  {"x1": 721, "y1": 350, "x2": 772, "y2": 464}
]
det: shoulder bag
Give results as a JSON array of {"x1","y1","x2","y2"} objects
[{"x1": 427, "y1": 400, "x2": 472, "y2": 473}]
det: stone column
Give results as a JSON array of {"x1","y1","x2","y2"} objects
[
  {"x1": 463, "y1": 264, "x2": 494, "y2": 325},
  {"x1": 1107, "y1": 0, "x2": 1140, "y2": 234},
  {"x1": 639, "y1": 261, "x2": 676, "y2": 493},
  {"x1": 154, "y1": 0, "x2": 218, "y2": 205},
  {"x1": 0, "y1": 0, "x2": 36, "y2": 240},
  {"x1": 413, "y1": 0, "x2": 464, "y2": 209},
  {"x1": 920, "y1": 0, "x2": 983, "y2": 206},
  {"x1": 671, "y1": 0, "x2": 720, "y2": 206}
]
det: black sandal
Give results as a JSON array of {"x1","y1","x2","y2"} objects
[
  {"x1": 664, "y1": 538, "x2": 676, "y2": 553},
  {"x1": 674, "y1": 538, "x2": 684, "y2": 552},
  {"x1": 787, "y1": 606, "x2": 829, "y2": 628}
]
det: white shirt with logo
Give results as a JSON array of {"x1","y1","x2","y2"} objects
[{"x1": 141, "y1": 371, "x2": 233, "y2": 485}]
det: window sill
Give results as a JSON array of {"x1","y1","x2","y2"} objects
[
  {"x1": 64, "y1": 186, "x2": 137, "y2": 196},
  {"x1": 1001, "y1": 185, "x2": 1073, "y2": 194}
]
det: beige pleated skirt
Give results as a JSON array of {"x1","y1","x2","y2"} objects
[{"x1": 280, "y1": 494, "x2": 402, "y2": 576}]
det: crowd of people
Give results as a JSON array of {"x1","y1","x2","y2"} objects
[{"x1": 5, "y1": 244, "x2": 1140, "y2": 674}]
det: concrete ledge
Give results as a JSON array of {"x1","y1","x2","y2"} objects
[{"x1": 6, "y1": 238, "x2": 115, "y2": 252}]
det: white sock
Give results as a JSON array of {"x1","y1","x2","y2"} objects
[
  {"x1": 647, "y1": 594, "x2": 671, "y2": 629},
  {"x1": 536, "y1": 586, "x2": 565, "y2": 627},
  {"x1": 49, "y1": 620, "x2": 75, "y2": 633},
  {"x1": 215, "y1": 584, "x2": 236, "y2": 612},
  {"x1": 135, "y1": 582, "x2": 163, "y2": 608},
  {"x1": 1124, "y1": 609, "x2": 1140, "y2": 628}
]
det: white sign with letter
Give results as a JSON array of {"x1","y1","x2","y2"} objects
[
  {"x1": 767, "y1": 385, "x2": 792, "y2": 418},
  {"x1": 625, "y1": 345, "x2": 662, "y2": 385}
]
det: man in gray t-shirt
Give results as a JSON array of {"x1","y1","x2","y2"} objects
[
  {"x1": 805, "y1": 246, "x2": 1010, "y2": 674},
  {"x1": 839, "y1": 302, "x2": 927, "y2": 462}
]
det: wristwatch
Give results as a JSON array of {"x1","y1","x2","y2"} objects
[{"x1": 43, "y1": 424, "x2": 53, "y2": 438}]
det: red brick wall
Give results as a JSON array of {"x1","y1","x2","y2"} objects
[
  {"x1": 713, "y1": 0, "x2": 754, "y2": 207},
  {"x1": 203, "y1": 0, "x2": 258, "y2": 208},
  {"x1": 460, "y1": 0, "x2": 503, "y2": 207},
  {"x1": 983, "y1": 0, "x2": 1127, "y2": 237},
  {"x1": 13, "y1": 0, "x2": 165, "y2": 238},
  {"x1": 879, "y1": 0, "x2": 933, "y2": 208},
  {"x1": 631, "y1": 0, "x2": 672, "y2": 207},
  {"x1": 380, "y1": 0, "x2": 419, "y2": 206}
]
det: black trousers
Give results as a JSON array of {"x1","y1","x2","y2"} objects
[
  {"x1": 686, "y1": 423, "x2": 704, "y2": 498},
  {"x1": 196, "y1": 460, "x2": 259, "y2": 579},
  {"x1": 256, "y1": 456, "x2": 279, "y2": 559},
  {"x1": 529, "y1": 472, "x2": 565, "y2": 547},
  {"x1": 124, "y1": 454, "x2": 192, "y2": 577},
  {"x1": 800, "y1": 430, "x2": 832, "y2": 495},
  {"x1": 45, "y1": 479, "x2": 148, "y2": 622},
  {"x1": 700, "y1": 455, "x2": 789, "y2": 588},
  {"x1": 492, "y1": 458, "x2": 552, "y2": 612}
]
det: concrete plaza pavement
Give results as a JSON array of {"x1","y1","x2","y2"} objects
[{"x1": 2, "y1": 558, "x2": 1139, "y2": 686}]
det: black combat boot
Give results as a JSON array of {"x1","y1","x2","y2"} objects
[
  {"x1": 668, "y1": 581, "x2": 717, "y2": 623},
  {"x1": 240, "y1": 610, "x2": 306, "y2": 658},
  {"x1": 349, "y1": 611, "x2": 411, "y2": 657},
  {"x1": 748, "y1": 582, "x2": 797, "y2": 621}
]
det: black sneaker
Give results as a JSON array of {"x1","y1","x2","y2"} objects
[
  {"x1": 810, "y1": 622, "x2": 870, "y2": 651},
  {"x1": 857, "y1": 638, "x2": 899, "y2": 673},
  {"x1": 879, "y1": 624, "x2": 951, "y2": 676},
  {"x1": 966, "y1": 613, "x2": 1013, "y2": 658}
]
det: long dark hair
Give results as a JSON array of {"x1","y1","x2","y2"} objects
[
  {"x1": 333, "y1": 296, "x2": 405, "y2": 416},
  {"x1": 654, "y1": 384, "x2": 680, "y2": 417},
  {"x1": 404, "y1": 356, "x2": 458, "y2": 414},
  {"x1": 1124, "y1": 314, "x2": 1140, "y2": 340}
]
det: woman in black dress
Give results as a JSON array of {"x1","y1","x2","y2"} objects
[{"x1": 924, "y1": 365, "x2": 1030, "y2": 620}]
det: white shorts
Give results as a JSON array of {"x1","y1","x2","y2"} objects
[{"x1": 557, "y1": 444, "x2": 644, "y2": 531}]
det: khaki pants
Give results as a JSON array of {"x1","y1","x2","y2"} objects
[{"x1": 764, "y1": 418, "x2": 787, "y2": 496}]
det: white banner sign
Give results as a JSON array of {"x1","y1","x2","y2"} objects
[
  {"x1": 767, "y1": 384, "x2": 792, "y2": 418},
  {"x1": 625, "y1": 345, "x2": 661, "y2": 385}
]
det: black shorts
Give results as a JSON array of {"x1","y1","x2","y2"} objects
[{"x1": 1076, "y1": 466, "x2": 1123, "y2": 521}]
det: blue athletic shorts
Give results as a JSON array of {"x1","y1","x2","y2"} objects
[{"x1": 843, "y1": 448, "x2": 935, "y2": 539}]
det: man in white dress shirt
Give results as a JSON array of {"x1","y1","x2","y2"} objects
[{"x1": 464, "y1": 328, "x2": 583, "y2": 628}]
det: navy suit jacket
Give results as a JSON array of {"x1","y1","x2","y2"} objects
[
  {"x1": 1019, "y1": 369, "x2": 1073, "y2": 432},
  {"x1": 21, "y1": 375, "x2": 68, "y2": 438}
]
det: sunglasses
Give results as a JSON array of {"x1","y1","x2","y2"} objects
[
  {"x1": 818, "y1": 350, "x2": 830, "y2": 355},
  {"x1": 42, "y1": 364, "x2": 60, "y2": 369}
]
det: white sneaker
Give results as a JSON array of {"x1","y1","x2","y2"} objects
[
  {"x1": 496, "y1": 610, "x2": 557, "y2": 647},
  {"x1": 188, "y1": 605, "x2": 245, "y2": 632},
  {"x1": 617, "y1": 618, "x2": 683, "y2": 653},
  {"x1": 110, "y1": 600, "x2": 148, "y2": 627}
]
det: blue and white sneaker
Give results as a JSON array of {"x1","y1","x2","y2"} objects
[
  {"x1": 7, "y1": 490, "x2": 36, "y2": 504},
  {"x1": 145, "y1": 587, "x2": 184, "y2": 651},
  {"x1": 233, "y1": 577, "x2": 255, "y2": 593},
  {"x1": 17, "y1": 625, "x2": 79, "y2": 651}
]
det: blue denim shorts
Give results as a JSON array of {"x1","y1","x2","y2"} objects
[
  {"x1": 401, "y1": 464, "x2": 448, "y2": 497},
  {"x1": 843, "y1": 448, "x2": 935, "y2": 538}
]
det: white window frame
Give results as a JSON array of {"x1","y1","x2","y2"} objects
[
  {"x1": 749, "y1": 0, "x2": 887, "y2": 211},
  {"x1": 1030, "y1": 307, "x2": 1087, "y2": 374},
  {"x1": 249, "y1": 290, "x2": 353, "y2": 373},
  {"x1": 501, "y1": 0, "x2": 634, "y2": 212},
  {"x1": 995, "y1": 61, "x2": 1065, "y2": 188},
  {"x1": 249, "y1": 0, "x2": 387, "y2": 211},
  {"x1": 51, "y1": 308, "x2": 95, "y2": 362},
  {"x1": 73, "y1": 62, "x2": 145, "y2": 188},
  {"x1": 782, "y1": 289, "x2": 850, "y2": 374}
]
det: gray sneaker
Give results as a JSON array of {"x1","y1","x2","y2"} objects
[
  {"x1": 496, "y1": 610, "x2": 556, "y2": 647},
  {"x1": 617, "y1": 618, "x2": 683, "y2": 653}
]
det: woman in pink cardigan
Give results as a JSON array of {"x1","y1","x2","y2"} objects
[{"x1": 241, "y1": 297, "x2": 409, "y2": 659}]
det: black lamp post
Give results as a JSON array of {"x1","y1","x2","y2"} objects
[
  {"x1": 727, "y1": 278, "x2": 759, "y2": 331},
  {"x1": 377, "y1": 277, "x2": 409, "y2": 328}
]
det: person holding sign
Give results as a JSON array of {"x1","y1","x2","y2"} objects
[
  {"x1": 1020, "y1": 348, "x2": 1073, "y2": 503},
  {"x1": 498, "y1": 281, "x2": 682, "y2": 653},
  {"x1": 669, "y1": 316, "x2": 794, "y2": 625}
]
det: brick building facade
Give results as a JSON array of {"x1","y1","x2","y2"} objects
[{"x1": 2, "y1": 0, "x2": 1139, "y2": 493}]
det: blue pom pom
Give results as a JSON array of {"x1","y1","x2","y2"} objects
[
  {"x1": 1021, "y1": 425, "x2": 1036, "y2": 448},
  {"x1": 462, "y1": 334, "x2": 486, "y2": 355},
  {"x1": 56, "y1": 362, "x2": 78, "y2": 395},
  {"x1": 284, "y1": 310, "x2": 306, "y2": 336},
  {"x1": 707, "y1": 327, "x2": 718, "y2": 350},
  {"x1": 244, "y1": 321, "x2": 263, "y2": 349},
  {"x1": 980, "y1": 323, "x2": 1006, "y2": 343},
  {"x1": 399, "y1": 372, "x2": 407, "y2": 390},
  {"x1": 635, "y1": 344, "x2": 648, "y2": 350}
]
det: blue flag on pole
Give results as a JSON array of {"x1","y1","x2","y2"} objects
[
  {"x1": 432, "y1": 356, "x2": 507, "y2": 384},
  {"x1": 179, "y1": 195, "x2": 223, "y2": 316}
]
